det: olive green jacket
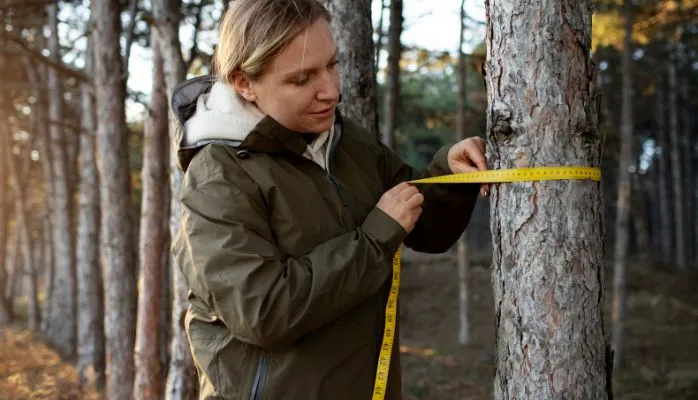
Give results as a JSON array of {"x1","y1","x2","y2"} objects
[{"x1": 171, "y1": 76, "x2": 479, "y2": 400}]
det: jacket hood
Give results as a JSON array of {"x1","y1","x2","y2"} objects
[
  {"x1": 170, "y1": 75, "x2": 338, "y2": 172},
  {"x1": 181, "y1": 80, "x2": 265, "y2": 146}
]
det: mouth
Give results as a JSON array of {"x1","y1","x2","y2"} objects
[{"x1": 310, "y1": 105, "x2": 335, "y2": 118}]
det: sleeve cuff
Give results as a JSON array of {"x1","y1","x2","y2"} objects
[
  {"x1": 429, "y1": 145, "x2": 452, "y2": 176},
  {"x1": 361, "y1": 207, "x2": 408, "y2": 254}
]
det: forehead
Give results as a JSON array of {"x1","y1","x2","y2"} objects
[{"x1": 270, "y1": 18, "x2": 336, "y2": 72}]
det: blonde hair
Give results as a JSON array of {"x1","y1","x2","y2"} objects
[{"x1": 215, "y1": 0, "x2": 331, "y2": 84}]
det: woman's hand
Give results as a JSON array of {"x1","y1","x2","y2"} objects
[
  {"x1": 376, "y1": 182, "x2": 424, "y2": 233},
  {"x1": 447, "y1": 136, "x2": 489, "y2": 197}
]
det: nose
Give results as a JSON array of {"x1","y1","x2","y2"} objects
[{"x1": 316, "y1": 70, "x2": 340, "y2": 102}]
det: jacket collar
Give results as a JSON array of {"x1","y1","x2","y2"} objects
[{"x1": 242, "y1": 111, "x2": 343, "y2": 157}]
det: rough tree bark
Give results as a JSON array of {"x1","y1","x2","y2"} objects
[
  {"x1": 667, "y1": 56, "x2": 685, "y2": 270},
  {"x1": 76, "y1": 37, "x2": 105, "y2": 387},
  {"x1": 151, "y1": 0, "x2": 197, "y2": 397},
  {"x1": 93, "y1": 0, "x2": 137, "y2": 397},
  {"x1": 456, "y1": 0, "x2": 470, "y2": 346},
  {"x1": 134, "y1": 30, "x2": 168, "y2": 400},
  {"x1": 46, "y1": 1, "x2": 77, "y2": 357},
  {"x1": 611, "y1": 0, "x2": 633, "y2": 371},
  {"x1": 484, "y1": 0, "x2": 611, "y2": 398},
  {"x1": 655, "y1": 72, "x2": 672, "y2": 265},
  {"x1": 381, "y1": 0, "x2": 402, "y2": 149},
  {"x1": 323, "y1": 0, "x2": 379, "y2": 133}
]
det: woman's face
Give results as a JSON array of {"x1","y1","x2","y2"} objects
[{"x1": 234, "y1": 18, "x2": 341, "y2": 134}]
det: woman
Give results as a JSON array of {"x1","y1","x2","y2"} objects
[{"x1": 170, "y1": 0, "x2": 487, "y2": 399}]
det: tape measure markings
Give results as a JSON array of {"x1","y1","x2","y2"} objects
[{"x1": 371, "y1": 166, "x2": 601, "y2": 400}]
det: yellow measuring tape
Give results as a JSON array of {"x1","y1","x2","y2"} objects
[{"x1": 371, "y1": 166, "x2": 601, "y2": 400}]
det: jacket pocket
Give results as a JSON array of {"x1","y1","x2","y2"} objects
[{"x1": 249, "y1": 356, "x2": 268, "y2": 400}]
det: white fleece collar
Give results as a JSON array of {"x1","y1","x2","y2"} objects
[{"x1": 183, "y1": 81, "x2": 333, "y2": 170}]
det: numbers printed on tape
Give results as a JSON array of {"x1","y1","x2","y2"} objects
[
  {"x1": 409, "y1": 166, "x2": 601, "y2": 185},
  {"x1": 370, "y1": 166, "x2": 601, "y2": 400}
]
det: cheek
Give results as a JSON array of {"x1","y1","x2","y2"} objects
[{"x1": 330, "y1": 70, "x2": 341, "y2": 93}]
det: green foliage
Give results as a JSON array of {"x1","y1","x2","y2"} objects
[{"x1": 377, "y1": 47, "x2": 487, "y2": 170}]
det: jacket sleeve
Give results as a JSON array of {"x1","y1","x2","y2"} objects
[
  {"x1": 379, "y1": 142, "x2": 480, "y2": 253},
  {"x1": 175, "y1": 163, "x2": 407, "y2": 351}
]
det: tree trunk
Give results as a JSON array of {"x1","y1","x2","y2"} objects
[
  {"x1": 41, "y1": 213, "x2": 54, "y2": 332},
  {"x1": 667, "y1": 57, "x2": 685, "y2": 270},
  {"x1": 323, "y1": 0, "x2": 379, "y2": 134},
  {"x1": 46, "y1": 2, "x2": 77, "y2": 357},
  {"x1": 6, "y1": 227, "x2": 20, "y2": 314},
  {"x1": 10, "y1": 151, "x2": 40, "y2": 330},
  {"x1": 134, "y1": 30, "x2": 168, "y2": 400},
  {"x1": 0, "y1": 102, "x2": 11, "y2": 324},
  {"x1": 655, "y1": 72, "x2": 672, "y2": 266},
  {"x1": 150, "y1": 0, "x2": 197, "y2": 397},
  {"x1": 679, "y1": 72, "x2": 693, "y2": 266},
  {"x1": 484, "y1": 0, "x2": 611, "y2": 398},
  {"x1": 374, "y1": 0, "x2": 387, "y2": 73},
  {"x1": 456, "y1": 0, "x2": 470, "y2": 346},
  {"x1": 611, "y1": 0, "x2": 633, "y2": 371},
  {"x1": 381, "y1": 0, "x2": 402, "y2": 149},
  {"x1": 76, "y1": 37, "x2": 105, "y2": 388},
  {"x1": 93, "y1": 0, "x2": 137, "y2": 397},
  {"x1": 25, "y1": 61, "x2": 57, "y2": 333},
  {"x1": 631, "y1": 172, "x2": 651, "y2": 263}
]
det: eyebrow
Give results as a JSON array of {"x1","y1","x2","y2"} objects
[{"x1": 283, "y1": 49, "x2": 338, "y2": 81}]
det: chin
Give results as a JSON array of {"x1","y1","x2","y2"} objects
[{"x1": 304, "y1": 118, "x2": 334, "y2": 134}]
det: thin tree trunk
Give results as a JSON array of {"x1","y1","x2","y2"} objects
[
  {"x1": 0, "y1": 99, "x2": 11, "y2": 324},
  {"x1": 655, "y1": 72, "x2": 672, "y2": 266},
  {"x1": 456, "y1": 0, "x2": 469, "y2": 346},
  {"x1": 150, "y1": 0, "x2": 197, "y2": 397},
  {"x1": 7, "y1": 227, "x2": 20, "y2": 314},
  {"x1": 134, "y1": 31, "x2": 168, "y2": 400},
  {"x1": 667, "y1": 56, "x2": 685, "y2": 270},
  {"x1": 679, "y1": 72, "x2": 693, "y2": 266},
  {"x1": 611, "y1": 0, "x2": 633, "y2": 371},
  {"x1": 648, "y1": 158, "x2": 661, "y2": 255},
  {"x1": 30, "y1": 222, "x2": 42, "y2": 328},
  {"x1": 93, "y1": 0, "x2": 137, "y2": 397},
  {"x1": 8, "y1": 148, "x2": 40, "y2": 329},
  {"x1": 323, "y1": 0, "x2": 379, "y2": 134},
  {"x1": 76, "y1": 37, "x2": 105, "y2": 387},
  {"x1": 381, "y1": 0, "x2": 402, "y2": 149},
  {"x1": 631, "y1": 172, "x2": 651, "y2": 263},
  {"x1": 41, "y1": 214, "x2": 54, "y2": 332},
  {"x1": 374, "y1": 0, "x2": 387, "y2": 73},
  {"x1": 484, "y1": 0, "x2": 611, "y2": 398},
  {"x1": 25, "y1": 61, "x2": 57, "y2": 333},
  {"x1": 46, "y1": 2, "x2": 77, "y2": 357}
]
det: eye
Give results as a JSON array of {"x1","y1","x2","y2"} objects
[
  {"x1": 295, "y1": 75, "x2": 311, "y2": 86},
  {"x1": 328, "y1": 59, "x2": 339, "y2": 69}
]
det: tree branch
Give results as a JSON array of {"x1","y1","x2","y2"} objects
[{"x1": 0, "y1": 30, "x2": 90, "y2": 84}]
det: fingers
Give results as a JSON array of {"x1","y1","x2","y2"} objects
[
  {"x1": 465, "y1": 139, "x2": 488, "y2": 171},
  {"x1": 405, "y1": 192, "x2": 424, "y2": 209}
]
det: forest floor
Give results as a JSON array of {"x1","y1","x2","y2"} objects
[
  {"x1": 399, "y1": 249, "x2": 698, "y2": 400},
  {"x1": 1, "y1": 251, "x2": 698, "y2": 399}
]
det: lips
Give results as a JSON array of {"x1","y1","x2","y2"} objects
[{"x1": 310, "y1": 106, "x2": 335, "y2": 118}]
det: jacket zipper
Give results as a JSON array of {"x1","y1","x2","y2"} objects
[
  {"x1": 325, "y1": 122, "x2": 358, "y2": 228},
  {"x1": 249, "y1": 356, "x2": 268, "y2": 400}
]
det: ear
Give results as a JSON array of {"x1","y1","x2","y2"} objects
[{"x1": 232, "y1": 72, "x2": 256, "y2": 102}]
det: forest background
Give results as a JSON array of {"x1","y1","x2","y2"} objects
[{"x1": 1, "y1": 0, "x2": 697, "y2": 399}]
